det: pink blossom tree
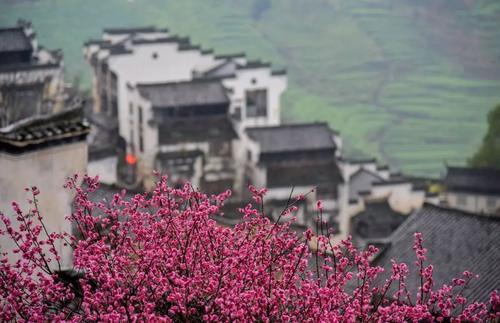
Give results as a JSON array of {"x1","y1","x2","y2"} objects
[{"x1": 0, "y1": 174, "x2": 498, "y2": 321}]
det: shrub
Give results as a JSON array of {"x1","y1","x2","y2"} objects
[{"x1": 0, "y1": 175, "x2": 498, "y2": 321}]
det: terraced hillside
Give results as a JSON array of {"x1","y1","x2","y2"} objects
[{"x1": 1, "y1": 0, "x2": 500, "y2": 176}]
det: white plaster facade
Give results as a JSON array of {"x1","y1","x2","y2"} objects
[
  {"x1": 84, "y1": 27, "x2": 286, "y2": 193},
  {"x1": 0, "y1": 142, "x2": 88, "y2": 270},
  {"x1": 446, "y1": 192, "x2": 500, "y2": 215}
]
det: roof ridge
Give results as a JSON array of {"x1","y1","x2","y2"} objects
[
  {"x1": 246, "y1": 122, "x2": 330, "y2": 131},
  {"x1": 350, "y1": 167, "x2": 384, "y2": 181},
  {"x1": 446, "y1": 166, "x2": 500, "y2": 176},
  {"x1": 103, "y1": 26, "x2": 167, "y2": 34},
  {"x1": 421, "y1": 202, "x2": 500, "y2": 221},
  {"x1": 136, "y1": 78, "x2": 223, "y2": 88},
  {"x1": 0, "y1": 26, "x2": 24, "y2": 32}
]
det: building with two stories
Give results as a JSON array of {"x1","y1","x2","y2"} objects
[
  {"x1": 84, "y1": 26, "x2": 286, "y2": 192},
  {"x1": 0, "y1": 21, "x2": 89, "y2": 270}
]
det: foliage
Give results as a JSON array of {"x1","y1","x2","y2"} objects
[
  {"x1": 470, "y1": 103, "x2": 500, "y2": 169},
  {"x1": 0, "y1": 175, "x2": 499, "y2": 321}
]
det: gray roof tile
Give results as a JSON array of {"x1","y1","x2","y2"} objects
[
  {"x1": 137, "y1": 80, "x2": 229, "y2": 108},
  {"x1": 246, "y1": 123, "x2": 336, "y2": 154},
  {"x1": 373, "y1": 203, "x2": 500, "y2": 303},
  {"x1": 0, "y1": 27, "x2": 31, "y2": 52},
  {"x1": 445, "y1": 166, "x2": 500, "y2": 195},
  {"x1": 351, "y1": 200, "x2": 407, "y2": 240}
]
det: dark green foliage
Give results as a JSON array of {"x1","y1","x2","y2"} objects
[{"x1": 470, "y1": 104, "x2": 500, "y2": 169}]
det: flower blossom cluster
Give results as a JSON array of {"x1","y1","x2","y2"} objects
[{"x1": 0, "y1": 175, "x2": 498, "y2": 321}]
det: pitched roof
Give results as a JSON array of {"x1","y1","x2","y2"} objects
[
  {"x1": 351, "y1": 200, "x2": 407, "y2": 240},
  {"x1": 214, "y1": 52, "x2": 245, "y2": 60},
  {"x1": 373, "y1": 204, "x2": 500, "y2": 303},
  {"x1": 246, "y1": 123, "x2": 336, "y2": 154},
  {"x1": 137, "y1": 80, "x2": 229, "y2": 108},
  {"x1": 349, "y1": 168, "x2": 384, "y2": 200},
  {"x1": 0, "y1": 107, "x2": 90, "y2": 154},
  {"x1": 236, "y1": 60, "x2": 271, "y2": 70},
  {"x1": 266, "y1": 160, "x2": 343, "y2": 190},
  {"x1": 204, "y1": 59, "x2": 238, "y2": 78},
  {"x1": 130, "y1": 36, "x2": 189, "y2": 46},
  {"x1": 445, "y1": 166, "x2": 500, "y2": 195},
  {"x1": 158, "y1": 116, "x2": 237, "y2": 144},
  {"x1": 0, "y1": 27, "x2": 32, "y2": 52}
]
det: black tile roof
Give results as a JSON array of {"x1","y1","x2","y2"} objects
[
  {"x1": 0, "y1": 27, "x2": 32, "y2": 52},
  {"x1": 103, "y1": 26, "x2": 168, "y2": 35},
  {"x1": 158, "y1": 116, "x2": 237, "y2": 144},
  {"x1": 373, "y1": 203, "x2": 500, "y2": 303},
  {"x1": 445, "y1": 166, "x2": 500, "y2": 195},
  {"x1": 271, "y1": 69, "x2": 287, "y2": 76},
  {"x1": 84, "y1": 39, "x2": 112, "y2": 46},
  {"x1": 131, "y1": 36, "x2": 189, "y2": 46},
  {"x1": 266, "y1": 160, "x2": 343, "y2": 192},
  {"x1": 236, "y1": 60, "x2": 271, "y2": 70},
  {"x1": 351, "y1": 200, "x2": 407, "y2": 241},
  {"x1": 204, "y1": 59, "x2": 239, "y2": 78},
  {"x1": 0, "y1": 107, "x2": 90, "y2": 154},
  {"x1": 341, "y1": 157, "x2": 377, "y2": 164},
  {"x1": 137, "y1": 79, "x2": 229, "y2": 108},
  {"x1": 0, "y1": 62, "x2": 60, "y2": 73},
  {"x1": 214, "y1": 52, "x2": 245, "y2": 60},
  {"x1": 246, "y1": 123, "x2": 336, "y2": 154}
]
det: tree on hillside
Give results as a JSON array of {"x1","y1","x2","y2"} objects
[
  {"x1": 470, "y1": 103, "x2": 500, "y2": 169},
  {"x1": 0, "y1": 176, "x2": 499, "y2": 321}
]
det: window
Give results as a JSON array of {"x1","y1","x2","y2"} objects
[
  {"x1": 246, "y1": 89, "x2": 267, "y2": 117},
  {"x1": 246, "y1": 150, "x2": 252, "y2": 162},
  {"x1": 138, "y1": 107, "x2": 144, "y2": 153},
  {"x1": 457, "y1": 194, "x2": 467, "y2": 206},
  {"x1": 232, "y1": 107, "x2": 241, "y2": 121},
  {"x1": 487, "y1": 197, "x2": 496, "y2": 209},
  {"x1": 129, "y1": 103, "x2": 133, "y2": 115},
  {"x1": 152, "y1": 52, "x2": 158, "y2": 59},
  {"x1": 111, "y1": 99, "x2": 118, "y2": 117}
]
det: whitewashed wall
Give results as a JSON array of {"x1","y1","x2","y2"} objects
[
  {"x1": 0, "y1": 142, "x2": 88, "y2": 270},
  {"x1": 222, "y1": 69, "x2": 286, "y2": 128},
  {"x1": 447, "y1": 192, "x2": 500, "y2": 215}
]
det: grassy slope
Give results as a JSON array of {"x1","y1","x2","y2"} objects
[{"x1": 1, "y1": 0, "x2": 499, "y2": 176}]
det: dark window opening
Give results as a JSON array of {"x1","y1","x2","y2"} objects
[
  {"x1": 232, "y1": 107, "x2": 242, "y2": 121},
  {"x1": 210, "y1": 141, "x2": 230, "y2": 157},
  {"x1": 138, "y1": 106, "x2": 144, "y2": 153},
  {"x1": 246, "y1": 89, "x2": 267, "y2": 117}
]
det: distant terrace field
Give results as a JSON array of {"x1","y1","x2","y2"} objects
[{"x1": 1, "y1": 0, "x2": 499, "y2": 176}]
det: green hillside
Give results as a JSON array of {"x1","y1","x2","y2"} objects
[{"x1": 1, "y1": 0, "x2": 500, "y2": 176}]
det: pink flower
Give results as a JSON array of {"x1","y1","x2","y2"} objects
[{"x1": 0, "y1": 176, "x2": 496, "y2": 321}]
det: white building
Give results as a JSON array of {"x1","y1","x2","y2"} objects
[
  {"x1": 0, "y1": 108, "x2": 89, "y2": 270},
  {"x1": 244, "y1": 123, "x2": 347, "y2": 231},
  {"x1": 84, "y1": 26, "x2": 286, "y2": 192},
  {"x1": 443, "y1": 166, "x2": 500, "y2": 215},
  {"x1": 84, "y1": 25, "x2": 437, "y2": 242},
  {"x1": 0, "y1": 20, "x2": 65, "y2": 128},
  {"x1": 336, "y1": 158, "x2": 436, "y2": 244},
  {"x1": 0, "y1": 21, "x2": 89, "y2": 270}
]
